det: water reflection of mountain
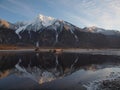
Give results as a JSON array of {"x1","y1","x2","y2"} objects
[
  {"x1": 0, "y1": 53, "x2": 120, "y2": 72},
  {"x1": 0, "y1": 52, "x2": 120, "y2": 85}
]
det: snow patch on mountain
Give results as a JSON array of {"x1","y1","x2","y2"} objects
[
  {"x1": 15, "y1": 14, "x2": 79, "y2": 43},
  {"x1": 15, "y1": 14, "x2": 57, "y2": 34},
  {"x1": 38, "y1": 14, "x2": 56, "y2": 27},
  {"x1": 15, "y1": 21, "x2": 28, "y2": 27},
  {"x1": 64, "y1": 22, "x2": 79, "y2": 41},
  {"x1": 83, "y1": 26, "x2": 120, "y2": 35}
]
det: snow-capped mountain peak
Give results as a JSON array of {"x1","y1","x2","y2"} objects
[
  {"x1": 35, "y1": 14, "x2": 56, "y2": 27},
  {"x1": 84, "y1": 26, "x2": 104, "y2": 32},
  {"x1": 15, "y1": 14, "x2": 80, "y2": 41},
  {"x1": 83, "y1": 26, "x2": 120, "y2": 35},
  {"x1": 87, "y1": 26, "x2": 97, "y2": 30},
  {"x1": 15, "y1": 14, "x2": 57, "y2": 35}
]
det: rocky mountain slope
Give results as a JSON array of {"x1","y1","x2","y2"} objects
[{"x1": 0, "y1": 14, "x2": 120, "y2": 48}]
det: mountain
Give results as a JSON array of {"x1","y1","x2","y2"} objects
[
  {"x1": 0, "y1": 19, "x2": 17, "y2": 30},
  {"x1": 0, "y1": 14, "x2": 120, "y2": 48},
  {"x1": 83, "y1": 26, "x2": 120, "y2": 36}
]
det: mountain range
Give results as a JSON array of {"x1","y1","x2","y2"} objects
[{"x1": 0, "y1": 14, "x2": 120, "y2": 48}]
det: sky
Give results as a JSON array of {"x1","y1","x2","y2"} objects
[{"x1": 0, "y1": 0, "x2": 120, "y2": 30}]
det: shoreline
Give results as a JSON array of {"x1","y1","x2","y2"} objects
[{"x1": 0, "y1": 48, "x2": 120, "y2": 56}]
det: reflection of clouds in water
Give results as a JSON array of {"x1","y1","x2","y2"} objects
[{"x1": 84, "y1": 68, "x2": 120, "y2": 90}]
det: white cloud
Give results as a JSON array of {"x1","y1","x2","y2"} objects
[
  {"x1": 64, "y1": 12, "x2": 97, "y2": 28},
  {"x1": 0, "y1": 0, "x2": 36, "y2": 18},
  {"x1": 0, "y1": 4, "x2": 16, "y2": 14},
  {"x1": 57, "y1": 0, "x2": 120, "y2": 30},
  {"x1": 1, "y1": 0, "x2": 120, "y2": 30}
]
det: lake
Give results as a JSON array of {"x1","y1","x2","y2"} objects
[{"x1": 0, "y1": 51, "x2": 120, "y2": 90}]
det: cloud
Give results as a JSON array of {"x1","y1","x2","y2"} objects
[
  {"x1": 94, "y1": 0, "x2": 120, "y2": 30},
  {"x1": 1, "y1": 0, "x2": 120, "y2": 30},
  {"x1": 56, "y1": 0, "x2": 120, "y2": 30},
  {"x1": 0, "y1": 4, "x2": 16, "y2": 14},
  {"x1": 9, "y1": 0, "x2": 36, "y2": 17},
  {"x1": 64, "y1": 12, "x2": 97, "y2": 28},
  {"x1": 0, "y1": 0, "x2": 36, "y2": 18}
]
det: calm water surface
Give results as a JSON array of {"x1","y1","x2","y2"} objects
[{"x1": 0, "y1": 52, "x2": 120, "y2": 90}]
